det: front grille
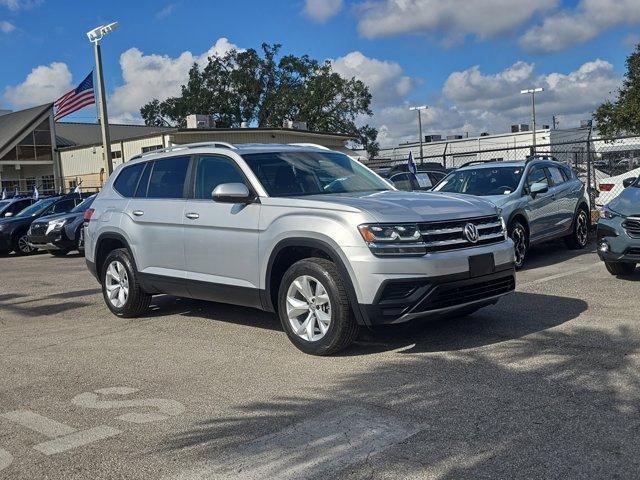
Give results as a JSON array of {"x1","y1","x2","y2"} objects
[
  {"x1": 378, "y1": 281, "x2": 426, "y2": 302},
  {"x1": 424, "y1": 274, "x2": 515, "y2": 310},
  {"x1": 626, "y1": 247, "x2": 640, "y2": 256},
  {"x1": 419, "y1": 215, "x2": 504, "y2": 253},
  {"x1": 29, "y1": 223, "x2": 47, "y2": 236},
  {"x1": 623, "y1": 219, "x2": 640, "y2": 238}
]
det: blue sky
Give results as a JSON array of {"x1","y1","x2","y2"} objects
[{"x1": 1, "y1": 0, "x2": 639, "y2": 146}]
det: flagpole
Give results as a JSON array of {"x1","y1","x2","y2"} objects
[{"x1": 94, "y1": 43, "x2": 114, "y2": 176}]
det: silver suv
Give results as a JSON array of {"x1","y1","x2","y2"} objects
[{"x1": 84, "y1": 143, "x2": 515, "y2": 355}]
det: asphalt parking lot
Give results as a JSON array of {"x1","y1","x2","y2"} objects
[{"x1": 0, "y1": 241, "x2": 639, "y2": 479}]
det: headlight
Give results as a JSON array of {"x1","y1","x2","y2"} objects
[
  {"x1": 358, "y1": 224, "x2": 426, "y2": 256},
  {"x1": 48, "y1": 218, "x2": 68, "y2": 229},
  {"x1": 600, "y1": 207, "x2": 621, "y2": 219}
]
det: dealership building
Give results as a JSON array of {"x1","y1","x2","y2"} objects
[{"x1": 0, "y1": 104, "x2": 355, "y2": 193}]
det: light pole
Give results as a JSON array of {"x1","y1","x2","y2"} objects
[
  {"x1": 409, "y1": 105, "x2": 428, "y2": 163},
  {"x1": 87, "y1": 22, "x2": 118, "y2": 175},
  {"x1": 520, "y1": 88, "x2": 544, "y2": 156}
]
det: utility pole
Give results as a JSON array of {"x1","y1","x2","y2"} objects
[
  {"x1": 521, "y1": 88, "x2": 544, "y2": 156},
  {"x1": 87, "y1": 22, "x2": 119, "y2": 176},
  {"x1": 409, "y1": 105, "x2": 428, "y2": 163},
  {"x1": 552, "y1": 115, "x2": 558, "y2": 130}
]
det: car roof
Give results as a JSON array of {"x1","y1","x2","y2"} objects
[{"x1": 456, "y1": 161, "x2": 526, "y2": 171}]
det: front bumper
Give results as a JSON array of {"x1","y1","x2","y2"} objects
[
  {"x1": 0, "y1": 232, "x2": 9, "y2": 251},
  {"x1": 27, "y1": 227, "x2": 75, "y2": 251},
  {"x1": 597, "y1": 218, "x2": 640, "y2": 263}
]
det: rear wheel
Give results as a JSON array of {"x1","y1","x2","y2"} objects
[
  {"x1": 278, "y1": 257, "x2": 359, "y2": 356},
  {"x1": 509, "y1": 221, "x2": 528, "y2": 270},
  {"x1": 565, "y1": 208, "x2": 589, "y2": 249},
  {"x1": 101, "y1": 248, "x2": 151, "y2": 317},
  {"x1": 605, "y1": 262, "x2": 636, "y2": 276},
  {"x1": 12, "y1": 232, "x2": 35, "y2": 256}
]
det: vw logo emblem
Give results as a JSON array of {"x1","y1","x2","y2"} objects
[{"x1": 464, "y1": 223, "x2": 479, "y2": 243}]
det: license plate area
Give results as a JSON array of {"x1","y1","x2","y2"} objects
[{"x1": 469, "y1": 253, "x2": 495, "y2": 277}]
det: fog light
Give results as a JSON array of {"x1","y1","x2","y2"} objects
[{"x1": 599, "y1": 241, "x2": 610, "y2": 253}]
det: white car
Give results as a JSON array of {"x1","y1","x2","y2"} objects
[{"x1": 596, "y1": 166, "x2": 640, "y2": 206}]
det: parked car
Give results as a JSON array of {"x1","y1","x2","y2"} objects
[
  {"x1": 377, "y1": 164, "x2": 448, "y2": 192},
  {"x1": 0, "y1": 195, "x2": 85, "y2": 255},
  {"x1": 0, "y1": 197, "x2": 35, "y2": 219},
  {"x1": 596, "y1": 167, "x2": 640, "y2": 207},
  {"x1": 85, "y1": 143, "x2": 515, "y2": 355},
  {"x1": 432, "y1": 158, "x2": 590, "y2": 268},
  {"x1": 597, "y1": 175, "x2": 640, "y2": 275},
  {"x1": 27, "y1": 194, "x2": 97, "y2": 256}
]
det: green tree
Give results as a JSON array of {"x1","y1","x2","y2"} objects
[
  {"x1": 593, "y1": 44, "x2": 640, "y2": 137},
  {"x1": 140, "y1": 43, "x2": 379, "y2": 157}
]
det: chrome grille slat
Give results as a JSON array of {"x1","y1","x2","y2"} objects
[
  {"x1": 423, "y1": 232, "x2": 504, "y2": 247},
  {"x1": 419, "y1": 215, "x2": 504, "y2": 253}
]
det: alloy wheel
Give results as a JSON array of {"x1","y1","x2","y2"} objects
[
  {"x1": 286, "y1": 275, "x2": 332, "y2": 342},
  {"x1": 576, "y1": 211, "x2": 588, "y2": 246},
  {"x1": 511, "y1": 226, "x2": 527, "y2": 268},
  {"x1": 105, "y1": 260, "x2": 130, "y2": 308},
  {"x1": 18, "y1": 235, "x2": 34, "y2": 254}
]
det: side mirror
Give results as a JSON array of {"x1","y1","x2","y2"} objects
[
  {"x1": 212, "y1": 183, "x2": 254, "y2": 203},
  {"x1": 4, "y1": 212, "x2": 13, "y2": 217},
  {"x1": 530, "y1": 182, "x2": 549, "y2": 197},
  {"x1": 623, "y1": 177, "x2": 637, "y2": 188}
]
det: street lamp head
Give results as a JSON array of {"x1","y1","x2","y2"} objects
[
  {"x1": 87, "y1": 22, "x2": 119, "y2": 43},
  {"x1": 520, "y1": 88, "x2": 544, "y2": 95},
  {"x1": 409, "y1": 105, "x2": 428, "y2": 111}
]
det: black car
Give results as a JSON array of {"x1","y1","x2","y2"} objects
[
  {"x1": 0, "y1": 195, "x2": 86, "y2": 255},
  {"x1": 0, "y1": 197, "x2": 36, "y2": 219},
  {"x1": 377, "y1": 164, "x2": 449, "y2": 192},
  {"x1": 27, "y1": 194, "x2": 97, "y2": 256}
]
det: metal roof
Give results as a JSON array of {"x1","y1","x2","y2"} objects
[
  {"x1": 0, "y1": 103, "x2": 52, "y2": 158},
  {"x1": 54, "y1": 122, "x2": 175, "y2": 148}
]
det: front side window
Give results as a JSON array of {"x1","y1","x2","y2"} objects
[
  {"x1": 390, "y1": 173, "x2": 414, "y2": 191},
  {"x1": 527, "y1": 167, "x2": 549, "y2": 190},
  {"x1": 194, "y1": 156, "x2": 247, "y2": 199},
  {"x1": 434, "y1": 167, "x2": 524, "y2": 196},
  {"x1": 50, "y1": 199, "x2": 76, "y2": 214},
  {"x1": 547, "y1": 166, "x2": 565, "y2": 185},
  {"x1": 414, "y1": 172, "x2": 433, "y2": 189},
  {"x1": 113, "y1": 162, "x2": 145, "y2": 198},
  {"x1": 146, "y1": 156, "x2": 189, "y2": 199},
  {"x1": 242, "y1": 152, "x2": 389, "y2": 197}
]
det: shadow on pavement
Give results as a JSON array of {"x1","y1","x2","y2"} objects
[{"x1": 522, "y1": 238, "x2": 597, "y2": 272}]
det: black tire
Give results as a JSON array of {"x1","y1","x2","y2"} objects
[
  {"x1": 12, "y1": 231, "x2": 36, "y2": 256},
  {"x1": 101, "y1": 248, "x2": 151, "y2": 317},
  {"x1": 277, "y1": 257, "x2": 359, "y2": 356},
  {"x1": 49, "y1": 249, "x2": 70, "y2": 257},
  {"x1": 564, "y1": 207, "x2": 589, "y2": 250},
  {"x1": 605, "y1": 261, "x2": 636, "y2": 276},
  {"x1": 509, "y1": 220, "x2": 528, "y2": 270}
]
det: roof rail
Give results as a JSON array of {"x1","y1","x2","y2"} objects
[
  {"x1": 287, "y1": 143, "x2": 331, "y2": 150},
  {"x1": 525, "y1": 154, "x2": 559, "y2": 163},
  {"x1": 129, "y1": 141, "x2": 237, "y2": 161},
  {"x1": 459, "y1": 159, "x2": 504, "y2": 168}
]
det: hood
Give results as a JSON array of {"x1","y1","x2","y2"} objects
[
  {"x1": 608, "y1": 186, "x2": 640, "y2": 216},
  {"x1": 33, "y1": 212, "x2": 78, "y2": 225},
  {"x1": 0, "y1": 216, "x2": 31, "y2": 228},
  {"x1": 471, "y1": 194, "x2": 511, "y2": 208},
  {"x1": 290, "y1": 190, "x2": 498, "y2": 223}
]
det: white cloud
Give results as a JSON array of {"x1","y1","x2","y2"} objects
[
  {"x1": 155, "y1": 3, "x2": 176, "y2": 20},
  {"x1": 4, "y1": 62, "x2": 73, "y2": 108},
  {"x1": 332, "y1": 51, "x2": 413, "y2": 106},
  {"x1": 0, "y1": 19, "x2": 15, "y2": 32},
  {"x1": 0, "y1": 0, "x2": 40, "y2": 10},
  {"x1": 109, "y1": 37, "x2": 240, "y2": 120},
  {"x1": 356, "y1": 0, "x2": 556, "y2": 43},
  {"x1": 304, "y1": 0, "x2": 342, "y2": 23},
  {"x1": 520, "y1": 0, "x2": 640, "y2": 53}
]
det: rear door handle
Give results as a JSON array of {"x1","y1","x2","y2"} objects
[
  {"x1": 185, "y1": 212, "x2": 200, "y2": 220},
  {"x1": 132, "y1": 210, "x2": 144, "y2": 217}
]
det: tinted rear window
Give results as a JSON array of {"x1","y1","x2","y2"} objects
[{"x1": 113, "y1": 163, "x2": 145, "y2": 197}]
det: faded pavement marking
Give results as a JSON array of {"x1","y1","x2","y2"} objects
[{"x1": 172, "y1": 406, "x2": 419, "y2": 480}]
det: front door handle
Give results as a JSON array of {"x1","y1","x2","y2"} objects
[
  {"x1": 132, "y1": 210, "x2": 144, "y2": 217},
  {"x1": 185, "y1": 212, "x2": 200, "y2": 220}
]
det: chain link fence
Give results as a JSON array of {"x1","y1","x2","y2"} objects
[{"x1": 367, "y1": 134, "x2": 640, "y2": 210}]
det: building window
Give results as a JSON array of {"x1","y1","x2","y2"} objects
[
  {"x1": 68, "y1": 180, "x2": 78, "y2": 190},
  {"x1": 25, "y1": 177, "x2": 36, "y2": 193},
  {"x1": 41, "y1": 175, "x2": 55, "y2": 193},
  {"x1": 141, "y1": 145, "x2": 163, "y2": 153},
  {"x1": 111, "y1": 150, "x2": 123, "y2": 159}
]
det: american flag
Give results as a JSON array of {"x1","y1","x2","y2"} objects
[{"x1": 54, "y1": 71, "x2": 95, "y2": 121}]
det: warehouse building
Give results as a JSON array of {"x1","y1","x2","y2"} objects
[{"x1": 0, "y1": 104, "x2": 355, "y2": 193}]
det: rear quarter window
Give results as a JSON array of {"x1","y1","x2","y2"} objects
[{"x1": 113, "y1": 163, "x2": 145, "y2": 197}]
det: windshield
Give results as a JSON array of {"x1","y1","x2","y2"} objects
[
  {"x1": 71, "y1": 195, "x2": 96, "y2": 213},
  {"x1": 434, "y1": 166, "x2": 524, "y2": 196},
  {"x1": 15, "y1": 198, "x2": 57, "y2": 217},
  {"x1": 242, "y1": 151, "x2": 390, "y2": 196},
  {"x1": 0, "y1": 200, "x2": 10, "y2": 211}
]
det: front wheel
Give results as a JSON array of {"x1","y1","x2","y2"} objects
[
  {"x1": 564, "y1": 208, "x2": 589, "y2": 249},
  {"x1": 605, "y1": 262, "x2": 636, "y2": 276},
  {"x1": 278, "y1": 257, "x2": 359, "y2": 355},
  {"x1": 101, "y1": 248, "x2": 151, "y2": 317},
  {"x1": 509, "y1": 221, "x2": 528, "y2": 270},
  {"x1": 12, "y1": 232, "x2": 36, "y2": 256}
]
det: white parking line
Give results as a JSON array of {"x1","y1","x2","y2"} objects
[
  {"x1": 518, "y1": 263, "x2": 601, "y2": 289},
  {"x1": 0, "y1": 449, "x2": 12, "y2": 472},
  {"x1": 174, "y1": 406, "x2": 419, "y2": 480},
  {"x1": 33, "y1": 425, "x2": 122, "y2": 456},
  {"x1": 1, "y1": 410, "x2": 76, "y2": 438}
]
